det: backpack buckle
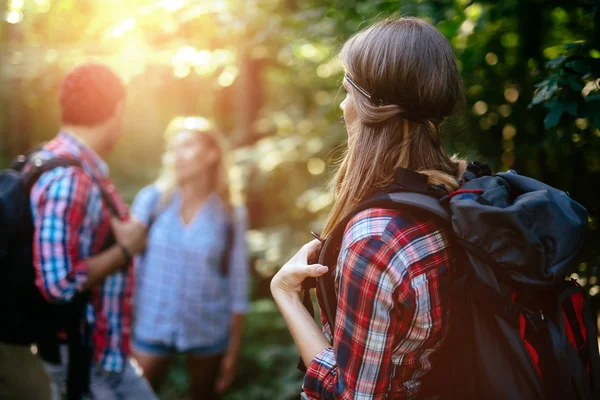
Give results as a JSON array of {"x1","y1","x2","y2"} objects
[{"x1": 519, "y1": 305, "x2": 547, "y2": 334}]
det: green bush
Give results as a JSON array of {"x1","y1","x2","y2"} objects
[{"x1": 159, "y1": 299, "x2": 304, "y2": 400}]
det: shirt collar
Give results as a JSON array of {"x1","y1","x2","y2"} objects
[
  {"x1": 392, "y1": 167, "x2": 449, "y2": 196},
  {"x1": 58, "y1": 131, "x2": 109, "y2": 177}
]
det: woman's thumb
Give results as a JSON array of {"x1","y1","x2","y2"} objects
[{"x1": 309, "y1": 264, "x2": 328, "y2": 277}]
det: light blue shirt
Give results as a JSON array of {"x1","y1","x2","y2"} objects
[{"x1": 130, "y1": 185, "x2": 250, "y2": 350}]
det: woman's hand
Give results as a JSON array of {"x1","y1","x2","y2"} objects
[
  {"x1": 270, "y1": 239, "x2": 327, "y2": 296},
  {"x1": 216, "y1": 349, "x2": 238, "y2": 393},
  {"x1": 270, "y1": 239, "x2": 332, "y2": 367}
]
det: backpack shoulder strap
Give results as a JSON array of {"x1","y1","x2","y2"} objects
[
  {"x1": 220, "y1": 219, "x2": 234, "y2": 277},
  {"x1": 387, "y1": 191, "x2": 451, "y2": 222},
  {"x1": 22, "y1": 155, "x2": 121, "y2": 220},
  {"x1": 21, "y1": 157, "x2": 82, "y2": 190},
  {"x1": 315, "y1": 190, "x2": 451, "y2": 338}
]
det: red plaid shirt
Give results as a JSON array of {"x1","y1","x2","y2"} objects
[
  {"x1": 30, "y1": 132, "x2": 134, "y2": 372},
  {"x1": 303, "y1": 208, "x2": 454, "y2": 399}
]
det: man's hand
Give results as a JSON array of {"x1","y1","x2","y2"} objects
[{"x1": 110, "y1": 217, "x2": 147, "y2": 255}]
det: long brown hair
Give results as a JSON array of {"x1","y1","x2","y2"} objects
[{"x1": 322, "y1": 17, "x2": 467, "y2": 237}]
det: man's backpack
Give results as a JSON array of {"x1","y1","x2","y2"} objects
[
  {"x1": 308, "y1": 164, "x2": 600, "y2": 400},
  {"x1": 0, "y1": 153, "x2": 118, "y2": 399}
]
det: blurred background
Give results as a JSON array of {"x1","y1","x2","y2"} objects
[{"x1": 1, "y1": 0, "x2": 600, "y2": 398}]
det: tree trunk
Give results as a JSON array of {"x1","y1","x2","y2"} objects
[{"x1": 235, "y1": 51, "x2": 262, "y2": 147}]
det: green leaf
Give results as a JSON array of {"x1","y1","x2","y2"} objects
[
  {"x1": 559, "y1": 75, "x2": 584, "y2": 91},
  {"x1": 566, "y1": 75, "x2": 584, "y2": 91},
  {"x1": 585, "y1": 93, "x2": 600, "y2": 102},
  {"x1": 531, "y1": 89, "x2": 547, "y2": 106},
  {"x1": 544, "y1": 102, "x2": 566, "y2": 129},
  {"x1": 565, "y1": 101, "x2": 578, "y2": 117},
  {"x1": 547, "y1": 55, "x2": 567, "y2": 69},
  {"x1": 545, "y1": 97, "x2": 559, "y2": 109},
  {"x1": 565, "y1": 60, "x2": 591, "y2": 75},
  {"x1": 531, "y1": 83, "x2": 558, "y2": 106},
  {"x1": 565, "y1": 42, "x2": 589, "y2": 50},
  {"x1": 437, "y1": 19, "x2": 461, "y2": 38}
]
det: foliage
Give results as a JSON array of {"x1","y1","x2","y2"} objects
[
  {"x1": 531, "y1": 42, "x2": 600, "y2": 130},
  {"x1": 2, "y1": 0, "x2": 600, "y2": 398},
  {"x1": 161, "y1": 300, "x2": 304, "y2": 400},
  {"x1": 530, "y1": 0, "x2": 600, "y2": 130}
]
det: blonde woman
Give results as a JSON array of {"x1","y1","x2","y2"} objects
[
  {"x1": 130, "y1": 117, "x2": 249, "y2": 399},
  {"x1": 271, "y1": 18, "x2": 466, "y2": 399}
]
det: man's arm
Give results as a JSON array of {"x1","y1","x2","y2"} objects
[
  {"x1": 32, "y1": 170, "x2": 144, "y2": 302},
  {"x1": 82, "y1": 216, "x2": 147, "y2": 291},
  {"x1": 79, "y1": 244, "x2": 129, "y2": 291}
]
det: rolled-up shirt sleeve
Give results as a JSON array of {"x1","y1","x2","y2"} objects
[
  {"x1": 32, "y1": 170, "x2": 94, "y2": 303},
  {"x1": 130, "y1": 185, "x2": 161, "y2": 227},
  {"x1": 229, "y1": 206, "x2": 250, "y2": 314},
  {"x1": 303, "y1": 237, "x2": 406, "y2": 400}
]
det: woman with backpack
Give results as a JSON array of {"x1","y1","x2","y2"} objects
[
  {"x1": 271, "y1": 18, "x2": 468, "y2": 399},
  {"x1": 129, "y1": 117, "x2": 250, "y2": 399}
]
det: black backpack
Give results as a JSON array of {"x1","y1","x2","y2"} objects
[
  {"x1": 303, "y1": 164, "x2": 600, "y2": 400},
  {"x1": 0, "y1": 153, "x2": 118, "y2": 399}
]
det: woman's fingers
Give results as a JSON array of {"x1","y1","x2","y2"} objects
[
  {"x1": 307, "y1": 242, "x2": 323, "y2": 265},
  {"x1": 303, "y1": 264, "x2": 328, "y2": 277},
  {"x1": 271, "y1": 240, "x2": 329, "y2": 295},
  {"x1": 286, "y1": 262, "x2": 327, "y2": 283},
  {"x1": 297, "y1": 239, "x2": 323, "y2": 265},
  {"x1": 305, "y1": 239, "x2": 322, "y2": 252},
  {"x1": 315, "y1": 265, "x2": 328, "y2": 275}
]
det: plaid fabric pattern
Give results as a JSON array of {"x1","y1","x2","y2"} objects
[
  {"x1": 130, "y1": 186, "x2": 250, "y2": 350},
  {"x1": 30, "y1": 132, "x2": 134, "y2": 372},
  {"x1": 303, "y1": 208, "x2": 453, "y2": 399}
]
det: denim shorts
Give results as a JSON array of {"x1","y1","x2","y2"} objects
[{"x1": 132, "y1": 336, "x2": 229, "y2": 357}]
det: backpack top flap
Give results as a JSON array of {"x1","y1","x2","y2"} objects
[{"x1": 449, "y1": 171, "x2": 588, "y2": 287}]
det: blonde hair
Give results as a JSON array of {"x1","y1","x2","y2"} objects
[
  {"x1": 322, "y1": 17, "x2": 467, "y2": 237},
  {"x1": 155, "y1": 116, "x2": 236, "y2": 213}
]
